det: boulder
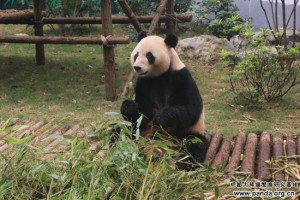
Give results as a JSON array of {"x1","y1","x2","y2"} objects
[{"x1": 176, "y1": 35, "x2": 234, "y2": 65}]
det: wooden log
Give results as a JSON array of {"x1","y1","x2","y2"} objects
[
  {"x1": 166, "y1": 0, "x2": 175, "y2": 33},
  {"x1": 0, "y1": 120, "x2": 29, "y2": 147},
  {"x1": 0, "y1": 35, "x2": 130, "y2": 44},
  {"x1": 118, "y1": 0, "x2": 143, "y2": 33},
  {"x1": 256, "y1": 132, "x2": 271, "y2": 181},
  {"x1": 240, "y1": 133, "x2": 258, "y2": 177},
  {"x1": 297, "y1": 135, "x2": 300, "y2": 165},
  {"x1": 10, "y1": 121, "x2": 36, "y2": 138},
  {"x1": 58, "y1": 0, "x2": 66, "y2": 36},
  {"x1": 95, "y1": 144, "x2": 109, "y2": 159},
  {"x1": 228, "y1": 132, "x2": 246, "y2": 178},
  {"x1": 272, "y1": 133, "x2": 285, "y2": 181},
  {"x1": 0, "y1": 121, "x2": 34, "y2": 153},
  {"x1": 286, "y1": 135, "x2": 297, "y2": 181},
  {"x1": 102, "y1": 0, "x2": 117, "y2": 101},
  {"x1": 148, "y1": 0, "x2": 169, "y2": 35},
  {"x1": 41, "y1": 14, "x2": 192, "y2": 25},
  {"x1": 0, "y1": 9, "x2": 36, "y2": 24},
  {"x1": 204, "y1": 134, "x2": 223, "y2": 165},
  {"x1": 39, "y1": 125, "x2": 71, "y2": 147},
  {"x1": 29, "y1": 123, "x2": 59, "y2": 145},
  {"x1": 43, "y1": 124, "x2": 80, "y2": 152},
  {"x1": 286, "y1": 135, "x2": 297, "y2": 163},
  {"x1": 210, "y1": 137, "x2": 233, "y2": 169},
  {"x1": 0, "y1": 118, "x2": 21, "y2": 135},
  {"x1": 16, "y1": 121, "x2": 45, "y2": 138},
  {"x1": 33, "y1": 0, "x2": 45, "y2": 65},
  {"x1": 29, "y1": 122, "x2": 52, "y2": 138},
  {"x1": 43, "y1": 125, "x2": 80, "y2": 161}
]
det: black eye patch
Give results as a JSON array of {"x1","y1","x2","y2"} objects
[
  {"x1": 146, "y1": 52, "x2": 155, "y2": 64},
  {"x1": 134, "y1": 52, "x2": 139, "y2": 62}
]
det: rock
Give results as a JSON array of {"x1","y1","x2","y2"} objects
[{"x1": 176, "y1": 35, "x2": 234, "y2": 65}]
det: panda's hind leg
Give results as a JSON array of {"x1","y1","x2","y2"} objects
[{"x1": 184, "y1": 133, "x2": 209, "y2": 163}]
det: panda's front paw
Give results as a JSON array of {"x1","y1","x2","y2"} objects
[
  {"x1": 153, "y1": 113, "x2": 168, "y2": 129},
  {"x1": 120, "y1": 99, "x2": 139, "y2": 121}
]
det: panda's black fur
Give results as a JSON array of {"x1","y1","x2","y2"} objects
[{"x1": 120, "y1": 32, "x2": 208, "y2": 165}]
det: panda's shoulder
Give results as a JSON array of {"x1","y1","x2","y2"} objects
[{"x1": 172, "y1": 67, "x2": 194, "y2": 82}]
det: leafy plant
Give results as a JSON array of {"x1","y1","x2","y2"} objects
[
  {"x1": 193, "y1": 0, "x2": 244, "y2": 39},
  {"x1": 1, "y1": 0, "x2": 32, "y2": 9},
  {"x1": 0, "y1": 121, "x2": 226, "y2": 199},
  {"x1": 222, "y1": 28, "x2": 300, "y2": 105}
]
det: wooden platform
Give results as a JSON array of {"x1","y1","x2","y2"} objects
[{"x1": 0, "y1": 118, "x2": 299, "y2": 181}]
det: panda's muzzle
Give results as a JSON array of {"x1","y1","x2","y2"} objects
[
  {"x1": 133, "y1": 66, "x2": 148, "y2": 76},
  {"x1": 133, "y1": 66, "x2": 142, "y2": 72}
]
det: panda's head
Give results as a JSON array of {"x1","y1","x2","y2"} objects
[{"x1": 130, "y1": 31, "x2": 179, "y2": 77}]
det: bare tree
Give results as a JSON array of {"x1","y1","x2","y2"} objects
[{"x1": 259, "y1": 0, "x2": 299, "y2": 50}]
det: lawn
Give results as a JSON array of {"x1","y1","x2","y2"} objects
[{"x1": 0, "y1": 24, "x2": 299, "y2": 136}]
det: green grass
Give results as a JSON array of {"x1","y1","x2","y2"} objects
[
  {"x1": 0, "y1": 24, "x2": 300, "y2": 134},
  {"x1": 184, "y1": 60, "x2": 300, "y2": 136},
  {"x1": 0, "y1": 24, "x2": 134, "y2": 125}
]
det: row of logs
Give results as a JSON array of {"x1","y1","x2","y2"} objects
[{"x1": 204, "y1": 132, "x2": 300, "y2": 181}]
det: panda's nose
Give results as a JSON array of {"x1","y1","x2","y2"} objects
[{"x1": 134, "y1": 66, "x2": 142, "y2": 72}]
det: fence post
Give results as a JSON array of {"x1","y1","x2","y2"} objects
[
  {"x1": 101, "y1": 0, "x2": 117, "y2": 101},
  {"x1": 33, "y1": 0, "x2": 45, "y2": 65},
  {"x1": 166, "y1": 0, "x2": 176, "y2": 33}
]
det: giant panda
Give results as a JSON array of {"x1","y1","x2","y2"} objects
[{"x1": 120, "y1": 31, "x2": 208, "y2": 163}]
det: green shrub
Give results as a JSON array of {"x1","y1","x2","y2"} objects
[
  {"x1": 193, "y1": 0, "x2": 244, "y2": 39},
  {"x1": 222, "y1": 29, "x2": 300, "y2": 105}
]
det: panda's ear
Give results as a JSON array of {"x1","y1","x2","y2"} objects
[
  {"x1": 137, "y1": 31, "x2": 148, "y2": 42},
  {"x1": 164, "y1": 33, "x2": 178, "y2": 48}
]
